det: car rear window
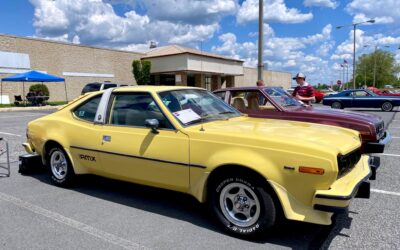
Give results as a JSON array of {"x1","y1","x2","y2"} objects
[
  {"x1": 82, "y1": 83, "x2": 101, "y2": 94},
  {"x1": 73, "y1": 95, "x2": 102, "y2": 122}
]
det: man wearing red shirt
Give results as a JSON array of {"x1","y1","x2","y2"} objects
[{"x1": 292, "y1": 73, "x2": 315, "y2": 105}]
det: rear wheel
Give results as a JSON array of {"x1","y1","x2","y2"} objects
[
  {"x1": 331, "y1": 102, "x2": 342, "y2": 109},
  {"x1": 209, "y1": 174, "x2": 276, "y2": 238},
  {"x1": 381, "y1": 102, "x2": 393, "y2": 112},
  {"x1": 47, "y1": 146, "x2": 75, "y2": 187}
]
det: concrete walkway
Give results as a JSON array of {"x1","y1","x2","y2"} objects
[{"x1": 0, "y1": 105, "x2": 63, "y2": 112}]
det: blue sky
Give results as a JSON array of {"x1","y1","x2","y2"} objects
[{"x1": 0, "y1": 0, "x2": 399, "y2": 85}]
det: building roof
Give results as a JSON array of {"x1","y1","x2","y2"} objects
[{"x1": 142, "y1": 45, "x2": 244, "y2": 63}]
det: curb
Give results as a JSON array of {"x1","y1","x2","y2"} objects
[{"x1": 0, "y1": 105, "x2": 62, "y2": 112}]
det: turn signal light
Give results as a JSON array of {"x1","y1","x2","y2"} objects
[{"x1": 299, "y1": 167, "x2": 325, "y2": 175}]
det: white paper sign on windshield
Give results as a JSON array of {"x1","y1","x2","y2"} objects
[{"x1": 173, "y1": 109, "x2": 201, "y2": 124}]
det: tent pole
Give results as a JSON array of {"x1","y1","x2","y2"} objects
[
  {"x1": 23, "y1": 81, "x2": 26, "y2": 106},
  {"x1": 0, "y1": 80, "x2": 3, "y2": 104}
]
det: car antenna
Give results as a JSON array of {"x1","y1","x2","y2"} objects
[{"x1": 199, "y1": 113, "x2": 205, "y2": 131}]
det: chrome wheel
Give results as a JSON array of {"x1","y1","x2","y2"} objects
[
  {"x1": 219, "y1": 183, "x2": 261, "y2": 227},
  {"x1": 50, "y1": 150, "x2": 68, "y2": 180},
  {"x1": 382, "y1": 102, "x2": 393, "y2": 111},
  {"x1": 332, "y1": 102, "x2": 342, "y2": 109}
]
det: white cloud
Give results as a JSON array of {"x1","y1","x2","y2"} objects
[
  {"x1": 29, "y1": 0, "x2": 223, "y2": 49},
  {"x1": 332, "y1": 28, "x2": 400, "y2": 63},
  {"x1": 346, "y1": 0, "x2": 400, "y2": 24},
  {"x1": 304, "y1": 0, "x2": 338, "y2": 9},
  {"x1": 212, "y1": 25, "x2": 335, "y2": 84},
  {"x1": 142, "y1": 0, "x2": 237, "y2": 24},
  {"x1": 237, "y1": 0, "x2": 313, "y2": 24}
]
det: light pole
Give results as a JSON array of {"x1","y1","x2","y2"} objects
[
  {"x1": 257, "y1": 0, "x2": 264, "y2": 81},
  {"x1": 337, "y1": 19, "x2": 375, "y2": 89}
]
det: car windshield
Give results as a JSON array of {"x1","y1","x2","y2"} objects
[
  {"x1": 159, "y1": 89, "x2": 241, "y2": 126},
  {"x1": 263, "y1": 87, "x2": 302, "y2": 107}
]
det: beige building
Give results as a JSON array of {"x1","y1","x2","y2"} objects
[{"x1": 0, "y1": 34, "x2": 291, "y2": 103}]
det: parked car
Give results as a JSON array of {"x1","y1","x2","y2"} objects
[
  {"x1": 213, "y1": 86, "x2": 390, "y2": 153},
  {"x1": 368, "y1": 87, "x2": 400, "y2": 97},
  {"x1": 22, "y1": 86, "x2": 373, "y2": 238},
  {"x1": 322, "y1": 89, "x2": 400, "y2": 111},
  {"x1": 81, "y1": 82, "x2": 128, "y2": 95}
]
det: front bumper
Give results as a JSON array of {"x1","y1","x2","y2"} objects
[
  {"x1": 313, "y1": 155, "x2": 372, "y2": 213},
  {"x1": 364, "y1": 131, "x2": 392, "y2": 153}
]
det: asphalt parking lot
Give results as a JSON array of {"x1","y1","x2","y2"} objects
[{"x1": 0, "y1": 107, "x2": 399, "y2": 250}]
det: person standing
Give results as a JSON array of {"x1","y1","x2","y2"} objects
[{"x1": 292, "y1": 73, "x2": 315, "y2": 105}]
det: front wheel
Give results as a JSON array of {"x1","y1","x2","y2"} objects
[
  {"x1": 209, "y1": 174, "x2": 276, "y2": 238},
  {"x1": 47, "y1": 146, "x2": 75, "y2": 187},
  {"x1": 331, "y1": 102, "x2": 342, "y2": 109},
  {"x1": 381, "y1": 102, "x2": 393, "y2": 112}
]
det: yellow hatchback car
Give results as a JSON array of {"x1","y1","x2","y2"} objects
[{"x1": 23, "y1": 86, "x2": 372, "y2": 238}]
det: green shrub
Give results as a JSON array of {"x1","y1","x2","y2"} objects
[
  {"x1": 29, "y1": 84, "x2": 49, "y2": 97},
  {"x1": 132, "y1": 60, "x2": 151, "y2": 85}
]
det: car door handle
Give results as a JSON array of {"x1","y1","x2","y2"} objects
[{"x1": 102, "y1": 135, "x2": 111, "y2": 143}]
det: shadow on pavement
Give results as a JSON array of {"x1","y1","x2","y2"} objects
[{"x1": 26, "y1": 171, "x2": 353, "y2": 249}]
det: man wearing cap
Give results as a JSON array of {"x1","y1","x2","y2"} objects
[{"x1": 292, "y1": 73, "x2": 315, "y2": 105}]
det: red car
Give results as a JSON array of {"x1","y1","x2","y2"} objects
[
  {"x1": 213, "y1": 86, "x2": 390, "y2": 154},
  {"x1": 314, "y1": 90, "x2": 325, "y2": 103},
  {"x1": 368, "y1": 87, "x2": 400, "y2": 96}
]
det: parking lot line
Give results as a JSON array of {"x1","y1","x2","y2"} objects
[
  {"x1": 0, "y1": 132, "x2": 22, "y2": 137},
  {"x1": 371, "y1": 189, "x2": 400, "y2": 197},
  {"x1": 0, "y1": 192, "x2": 149, "y2": 250},
  {"x1": 379, "y1": 153, "x2": 400, "y2": 157},
  {"x1": 0, "y1": 114, "x2": 44, "y2": 119}
]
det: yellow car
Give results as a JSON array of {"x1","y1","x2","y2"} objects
[{"x1": 23, "y1": 86, "x2": 372, "y2": 238}]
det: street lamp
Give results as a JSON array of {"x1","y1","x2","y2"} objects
[{"x1": 336, "y1": 19, "x2": 375, "y2": 89}]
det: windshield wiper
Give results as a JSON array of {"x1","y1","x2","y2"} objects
[{"x1": 218, "y1": 111, "x2": 236, "y2": 115}]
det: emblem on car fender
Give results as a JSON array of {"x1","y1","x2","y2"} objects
[{"x1": 79, "y1": 154, "x2": 96, "y2": 162}]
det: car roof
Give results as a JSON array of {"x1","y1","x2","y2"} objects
[
  {"x1": 112, "y1": 85, "x2": 203, "y2": 93},
  {"x1": 214, "y1": 86, "x2": 283, "y2": 92}
]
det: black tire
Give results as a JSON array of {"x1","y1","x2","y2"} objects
[
  {"x1": 209, "y1": 173, "x2": 276, "y2": 238},
  {"x1": 381, "y1": 102, "x2": 393, "y2": 112},
  {"x1": 331, "y1": 102, "x2": 342, "y2": 109},
  {"x1": 46, "y1": 146, "x2": 75, "y2": 187}
]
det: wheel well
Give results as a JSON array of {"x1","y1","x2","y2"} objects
[
  {"x1": 206, "y1": 164, "x2": 284, "y2": 219},
  {"x1": 43, "y1": 140, "x2": 63, "y2": 164}
]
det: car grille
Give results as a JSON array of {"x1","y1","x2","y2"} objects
[
  {"x1": 375, "y1": 121, "x2": 385, "y2": 139},
  {"x1": 337, "y1": 149, "x2": 361, "y2": 179}
]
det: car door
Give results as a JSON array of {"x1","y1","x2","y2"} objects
[
  {"x1": 96, "y1": 91, "x2": 190, "y2": 192},
  {"x1": 352, "y1": 90, "x2": 372, "y2": 108},
  {"x1": 68, "y1": 94, "x2": 103, "y2": 171}
]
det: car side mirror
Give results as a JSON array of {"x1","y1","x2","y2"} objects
[{"x1": 145, "y1": 119, "x2": 159, "y2": 134}]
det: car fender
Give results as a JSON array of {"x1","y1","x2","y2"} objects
[{"x1": 189, "y1": 147, "x2": 280, "y2": 203}]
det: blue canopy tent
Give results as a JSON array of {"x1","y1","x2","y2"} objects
[{"x1": 0, "y1": 70, "x2": 68, "y2": 104}]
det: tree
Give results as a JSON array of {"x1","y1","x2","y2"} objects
[
  {"x1": 356, "y1": 50, "x2": 399, "y2": 88},
  {"x1": 132, "y1": 60, "x2": 151, "y2": 85}
]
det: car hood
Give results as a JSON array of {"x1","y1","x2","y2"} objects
[
  {"x1": 291, "y1": 106, "x2": 382, "y2": 124},
  {"x1": 186, "y1": 116, "x2": 361, "y2": 155}
]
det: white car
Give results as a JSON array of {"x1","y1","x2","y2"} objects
[{"x1": 81, "y1": 82, "x2": 129, "y2": 95}]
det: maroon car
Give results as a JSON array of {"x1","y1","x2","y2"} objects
[{"x1": 213, "y1": 86, "x2": 391, "y2": 154}]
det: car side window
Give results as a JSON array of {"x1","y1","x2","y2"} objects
[
  {"x1": 230, "y1": 91, "x2": 267, "y2": 110},
  {"x1": 213, "y1": 91, "x2": 226, "y2": 101},
  {"x1": 353, "y1": 91, "x2": 368, "y2": 97},
  {"x1": 73, "y1": 95, "x2": 102, "y2": 122},
  {"x1": 109, "y1": 93, "x2": 173, "y2": 129}
]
